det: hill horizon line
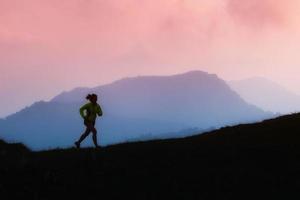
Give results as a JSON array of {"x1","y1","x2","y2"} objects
[
  {"x1": 0, "y1": 70, "x2": 218, "y2": 119},
  {"x1": 51, "y1": 70, "x2": 216, "y2": 100},
  {"x1": 2, "y1": 112, "x2": 294, "y2": 152}
]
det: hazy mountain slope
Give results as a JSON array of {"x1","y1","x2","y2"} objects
[
  {"x1": 0, "y1": 101, "x2": 184, "y2": 150},
  {"x1": 0, "y1": 71, "x2": 271, "y2": 150},
  {"x1": 52, "y1": 71, "x2": 269, "y2": 125},
  {"x1": 229, "y1": 77, "x2": 300, "y2": 114},
  {"x1": 1, "y1": 113, "x2": 300, "y2": 199}
]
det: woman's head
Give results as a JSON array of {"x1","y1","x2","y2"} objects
[{"x1": 86, "y1": 93, "x2": 98, "y2": 104}]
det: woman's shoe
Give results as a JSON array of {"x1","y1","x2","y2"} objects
[{"x1": 74, "y1": 141, "x2": 80, "y2": 148}]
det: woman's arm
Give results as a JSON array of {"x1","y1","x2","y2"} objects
[
  {"x1": 79, "y1": 104, "x2": 88, "y2": 118},
  {"x1": 97, "y1": 105, "x2": 103, "y2": 117}
]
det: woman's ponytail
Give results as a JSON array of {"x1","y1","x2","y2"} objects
[
  {"x1": 86, "y1": 93, "x2": 98, "y2": 101},
  {"x1": 86, "y1": 94, "x2": 92, "y2": 100}
]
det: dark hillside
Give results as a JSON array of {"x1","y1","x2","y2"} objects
[{"x1": 1, "y1": 114, "x2": 300, "y2": 199}]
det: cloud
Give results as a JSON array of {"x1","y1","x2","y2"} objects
[
  {"x1": 1, "y1": 0, "x2": 300, "y2": 117},
  {"x1": 1, "y1": 0, "x2": 296, "y2": 52},
  {"x1": 227, "y1": 0, "x2": 284, "y2": 28}
]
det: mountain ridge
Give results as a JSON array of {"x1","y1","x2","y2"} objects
[
  {"x1": 0, "y1": 71, "x2": 272, "y2": 150},
  {"x1": 51, "y1": 70, "x2": 219, "y2": 103},
  {"x1": 229, "y1": 77, "x2": 300, "y2": 113}
]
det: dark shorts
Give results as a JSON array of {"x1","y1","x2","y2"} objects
[{"x1": 84, "y1": 119, "x2": 95, "y2": 127}]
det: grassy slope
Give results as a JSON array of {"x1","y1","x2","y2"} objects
[{"x1": 1, "y1": 114, "x2": 300, "y2": 199}]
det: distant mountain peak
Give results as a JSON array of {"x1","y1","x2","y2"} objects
[
  {"x1": 112, "y1": 70, "x2": 216, "y2": 82},
  {"x1": 229, "y1": 77, "x2": 300, "y2": 113},
  {"x1": 0, "y1": 70, "x2": 272, "y2": 150},
  {"x1": 177, "y1": 70, "x2": 210, "y2": 76}
]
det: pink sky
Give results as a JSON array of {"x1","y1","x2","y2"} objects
[{"x1": 1, "y1": 0, "x2": 300, "y2": 117}]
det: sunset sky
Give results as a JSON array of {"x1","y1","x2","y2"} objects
[{"x1": 1, "y1": 0, "x2": 300, "y2": 117}]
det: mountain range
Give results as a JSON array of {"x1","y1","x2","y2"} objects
[
  {"x1": 0, "y1": 71, "x2": 271, "y2": 150},
  {"x1": 229, "y1": 77, "x2": 300, "y2": 114}
]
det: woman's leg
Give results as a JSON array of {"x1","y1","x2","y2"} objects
[
  {"x1": 91, "y1": 127, "x2": 99, "y2": 147},
  {"x1": 76, "y1": 125, "x2": 92, "y2": 145}
]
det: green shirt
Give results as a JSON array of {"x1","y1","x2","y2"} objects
[{"x1": 79, "y1": 103, "x2": 103, "y2": 122}]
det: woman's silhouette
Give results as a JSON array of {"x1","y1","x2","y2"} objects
[{"x1": 75, "y1": 93, "x2": 103, "y2": 148}]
